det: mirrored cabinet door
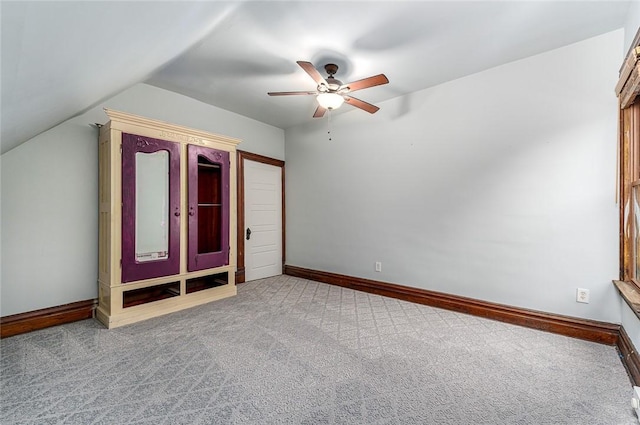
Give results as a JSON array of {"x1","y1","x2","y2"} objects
[
  {"x1": 122, "y1": 134, "x2": 181, "y2": 282},
  {"x1": 187, "y1": 144, "x2": 230, "y2": 271}
]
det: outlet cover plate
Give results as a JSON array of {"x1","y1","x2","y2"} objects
[{"x1": 576, "y1": 288, "x2": 590, "y2": 304}]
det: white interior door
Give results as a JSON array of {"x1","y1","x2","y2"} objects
[{"x1": 244, "y1": 160, "x2": 282, "y2": 281}]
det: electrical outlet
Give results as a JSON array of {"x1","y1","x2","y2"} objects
[
  {"x1": 375, "y1": 261, "x2": 382, "y2": 272},
  {"x1": 576, "y1": 288, "x2": 590, "y2": 304}
]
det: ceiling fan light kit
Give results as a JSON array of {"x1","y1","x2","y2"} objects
[
  {"x1": 316, "y1": 92, "x2": 345, "y2": 110},
  {"x1": 268, "y1": 61, "x2": 389, "y2": 118}
]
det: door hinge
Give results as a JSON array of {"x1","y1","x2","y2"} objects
[{"x1": 120, "y1": 144, "x2": 122, "y2": 153}]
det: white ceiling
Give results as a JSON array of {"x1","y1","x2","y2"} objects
[{"x1": 1, "y1": 1, "x2": 631, "y2": 154}]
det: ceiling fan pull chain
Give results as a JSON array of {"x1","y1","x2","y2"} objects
[{"x1": 327, "y1": 109, "x2": 332, "y2": 141}]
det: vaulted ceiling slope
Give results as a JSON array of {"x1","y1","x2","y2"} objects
[{"x1": 1, "y1": 1, "x2": 630, "y2": 155}]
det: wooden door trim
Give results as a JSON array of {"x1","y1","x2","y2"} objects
[{"x1": 236, "y1": 150, "x2": 285, "y2": 283}]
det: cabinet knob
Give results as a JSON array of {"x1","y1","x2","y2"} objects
[{"x1": 174, "y1": 208, "x2": 180, "y2": 217}]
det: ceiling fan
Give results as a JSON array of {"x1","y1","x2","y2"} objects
[{"x1": 268, "y1": 61, "x2": 389, "y2": 118}]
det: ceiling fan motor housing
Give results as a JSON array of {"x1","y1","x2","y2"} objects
[
  {"x1": 322, "y1": 64, "x2": 342, "y2": 91},
  {"x1": 324, "y1": 63, "x2": 339, "y2": 76}
]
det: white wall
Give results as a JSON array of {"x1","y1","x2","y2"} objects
[
  {"x1": 1, "y1": 83, "x2": 284, "y2": 316},
  {"x1": 624, "y1": 0, "x2": 640, "y2": 52},
  {"x1": 285, "y1": 30, "x2": 623, "y2": 323}
]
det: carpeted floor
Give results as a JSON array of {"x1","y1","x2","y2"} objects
[{"x1": 1, "y1": 275, "x2": 637, "y2": 424}]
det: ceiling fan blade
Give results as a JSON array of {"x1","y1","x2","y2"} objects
[
  {"x1": 342, "y1": 74, "x2": 389, "y2": 93},
  {"x1": 268, "y1": 91, "x2": 318, "y2": 96},
  {"x1": 343, "y1": 96, "x2": 380, "y2": 114},
  {"x1": 297, "y1": 61, "x2": 328, "y2": 86},
  {"x1": 313, "y1": 105, "x2": 327, "y2": 118}
]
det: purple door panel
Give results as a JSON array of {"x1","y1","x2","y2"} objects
[
  {"x1": 187, "y1": 145, "x2": 230, "y2": 272},
  {"x1": 122, "y1": 134, "x2": 180, "y2": 282}
]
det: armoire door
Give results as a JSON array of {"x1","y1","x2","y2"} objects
[
  {"x1": 121, "y1": 134, "x2": 181, "y2": 282},
  {"x1": 187, "y1": 145, "x2": 230, "y2": 271}
]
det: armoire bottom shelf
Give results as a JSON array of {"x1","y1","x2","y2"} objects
[{"x1": 96, "y1": 275, "x2": 236, "y2": 329}]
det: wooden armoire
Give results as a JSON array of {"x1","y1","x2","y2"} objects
[{"x1": 97, "y1": 109, "x2": 239, "y2": 328}]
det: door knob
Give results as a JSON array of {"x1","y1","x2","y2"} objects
[{"x1": 246, "y1": 228, "x2": 251, "y2": 240}]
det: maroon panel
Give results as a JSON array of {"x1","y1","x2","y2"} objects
[
  {"x1": 122, "y1": 134, "x2": 180, "y2": 282},
  {"x1": 187, "y1": 145, "x2": 230, "y2": 272}
]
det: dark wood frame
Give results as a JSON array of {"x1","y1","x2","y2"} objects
[
  {"x1": 615, "y1": 29, "x2": 640, "y2": 324},
  {"x1": 236, "y1": 150, "x2": 285, "y2": 283},
  {"x1": 618, "y1": 104, "x2": 640, "y2": 286},
  {"x1": 617, "y1": 27, "x2": 640, "y2": 286}
]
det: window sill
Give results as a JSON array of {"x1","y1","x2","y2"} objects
[{"x1": 614, "y1": 280, "x2": 640, "y2": 320}]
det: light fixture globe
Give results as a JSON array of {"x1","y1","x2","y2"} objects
[{"x1": 316, "y1": 92, "x2": 345, "y2": 110}]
